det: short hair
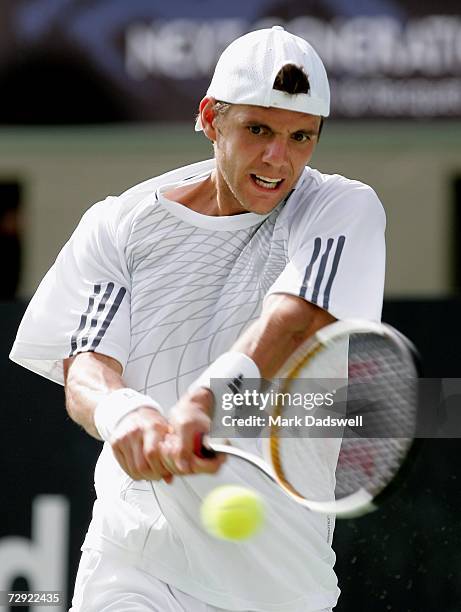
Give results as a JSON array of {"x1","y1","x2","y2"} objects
[
  {"x1": 211, "y1": 63, "x2": 324, "y2": 137},
  {"x1": 272, "y1": 63, "x2": 310, "y2": 95}
]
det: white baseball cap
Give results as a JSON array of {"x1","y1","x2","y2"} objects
[{"x1": 195, "y1": 25, "x2": 330, "y2": 131}]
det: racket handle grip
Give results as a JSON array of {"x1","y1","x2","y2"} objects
[{"x1": 193, "y1": 433, "x2": 217, "y2": 459}]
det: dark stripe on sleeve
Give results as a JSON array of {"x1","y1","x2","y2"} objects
[
  {"x1": 81, "y1": 283, "x2": 114, "y2": 349},
  {"x1": 311, "y1": 238, "x2": 334, "y2": 305},
  {"x1": 90, "y1": 287, "x2": 127, "y2": 351},
  {"x1": 69, "y1": 284, "x2": 101, "y2": 356},
  {"x1": 323, "y1": 235, "x2": 346, "y2": 310},
  {"x1": 299, "y1": 237, "x2": 322, "y2": 298}
]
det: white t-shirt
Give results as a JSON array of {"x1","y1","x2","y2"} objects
[{"x1": 10, "y1": 159, "x2": 385, "y2": 612}]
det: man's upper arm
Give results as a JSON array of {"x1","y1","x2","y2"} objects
[
  {"x1": 10, "y1": 197, "x2": 131, "y2": 385},
  {"x1": 267, "y1": 181, "x2": 386, "y2": 322}
]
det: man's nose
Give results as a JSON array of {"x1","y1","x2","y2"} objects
[{"x1": 261, "y1": 136, "x2": 289, "y2": 168}]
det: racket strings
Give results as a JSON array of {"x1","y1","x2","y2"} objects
[
  {"x1": 268, "y1": 330, "x2": 418, "y2": 506},
  {"x1": 334, "y1": 333, "x2": 417, "y2": 499}
]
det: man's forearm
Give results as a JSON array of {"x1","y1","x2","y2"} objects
[
  {"x1": 63, "y1": 352, "x2": 125, "y2": 439},
  {"x1": 164, "y1": 294, "x2": 335, "y2": 474},
  {"x1": 64, "y1": 352, "x2": 180, "y2": 481}
]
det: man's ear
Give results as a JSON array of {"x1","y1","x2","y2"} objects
[{"x1": 199, "y1": 97, "x2": 218, "y2": 142}]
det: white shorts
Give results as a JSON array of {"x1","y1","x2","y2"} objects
[{"x1": 70, "y1": 549, "x2": 333, "y2": 612}]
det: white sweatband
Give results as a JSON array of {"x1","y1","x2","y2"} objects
[
  {"x1": 94, "y1": 388, "x2": 163, "y2": 442},
  {"x1": 190, "y1": 352, "x2": 261, "y2": 401}
]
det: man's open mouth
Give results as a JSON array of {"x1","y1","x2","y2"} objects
[{"x1": 250, "y1": 174, "x2": 284, "y2": 190}]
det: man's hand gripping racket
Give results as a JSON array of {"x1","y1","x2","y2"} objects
[{"x1": 194, "y1": 319, "x2": 419, "y2": 518}]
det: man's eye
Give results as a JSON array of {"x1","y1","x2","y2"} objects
[
  {"x1": 248, "y1": 125, "x2": 264, "y2": 135},
  {"x1": 293, "y1": 132, "x2": 310, "y2": 143}
]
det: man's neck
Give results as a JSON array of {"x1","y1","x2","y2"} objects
[{"x1": 163, "y1": 172, "x2": 247, "y2": 217}]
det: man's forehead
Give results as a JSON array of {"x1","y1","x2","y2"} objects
[{"x1": 229, "y1": 103, "x2": 321, "y2": 130}]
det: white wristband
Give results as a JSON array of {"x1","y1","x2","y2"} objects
[
  {"x1": 190, "y1": 352, "x2": 261, "y2": 399},
  {"x1": 94, "y1": 388, "x2": 163, "y2": 442}
]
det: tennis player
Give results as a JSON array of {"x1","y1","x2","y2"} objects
[{"x1": 10, "y1": 26, "x2": 385, "y2": 612}]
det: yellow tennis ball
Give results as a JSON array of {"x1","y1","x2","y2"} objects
[{"x1": 200, "y1": 485, "x2": 265, "y2": 541}]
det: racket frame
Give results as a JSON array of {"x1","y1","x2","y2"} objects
[{"x1": 199, "y1": 318, "x2": 420, "y2": 517}]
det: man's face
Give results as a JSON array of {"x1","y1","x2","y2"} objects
[{"x1": 209, "y1": 102, "x2": 321, "y2": 215}]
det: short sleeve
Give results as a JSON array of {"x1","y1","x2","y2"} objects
[
  {"x1": 10, "y1": 197, "x2": 131, "y2": 385},
  {"x1": 266, "y1": 181, "x2": 386, "y2": 321}
]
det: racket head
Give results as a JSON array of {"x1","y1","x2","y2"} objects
[{"x1": 262, "y1": 318, "x2": 420, "y2": 517}]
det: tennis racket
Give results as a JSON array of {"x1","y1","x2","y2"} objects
[{"x1": 194, "y1": 319, "x2": 420, "y2": 518}]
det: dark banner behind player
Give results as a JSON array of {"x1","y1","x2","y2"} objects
[{"x1": 0, "y1": 0, "x2": 460, "y2": 123}]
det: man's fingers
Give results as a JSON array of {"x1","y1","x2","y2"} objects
[
  {"x1": 110, "y1": 396, "x2": 223, "y2": 480},
  {"x1": 160, "y1": 436, "x2": 193, "y2": 475},
  {"x1": 191, "y1": 452, "x2": 227, "y2": 475},
  {"x1": 160, "y1": 432, "x2": 227, "y2": 476},
  {"x1": 168, "y1": 387, "x2": 214, "y2": 470},
  {"x1": 170, "y1": 413, "x2": 212, "y2": 469},
  {"x1": 141, "y1": 427, "x2": 177, "y2": 480},
  {"x1": 112, "y1": 443, "x2": 144, "y2": 480},
  {"x1": 115, "y1": 440, "x2": 173, "y2": 481},
  {"x1": 110, "y1": 409, "x2": 174, "y2": 481},
  {"x1": 114, "y1": 431, "x2": 226, "y2": 479}
]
